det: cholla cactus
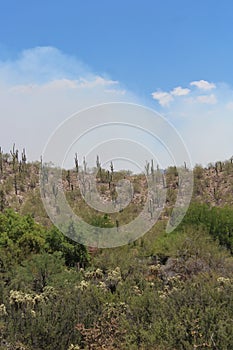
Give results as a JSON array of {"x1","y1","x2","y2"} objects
[
  {"x1": 132, "y1": 285, "x2": 143, "y2": 296},
  {"x1": 76, "y1": 280, "x2": 90, "y2": 291},
  {"x1": 106, "y1": 267, "x2": 122, "y2": 293},
  {"x1": 84, "y1": 268, "x2": 103, "y2": 280},
  {"x1": 97, "y1": 281, "x2": 108, "y2": 292},
  {"x1": 104, "y1": 301, "x2": 128, "y2": 316},
  {"x1": 217, "y1": 276, "x2": 231, "y2": 286},
  {"x1": 106, "y1": 267, "x2": 121, "y2": 283},
  {"x1": 68, "y1": 345, "x2": 80, "y2": 350},
  {"x1": 10, "y1": 287, "x2": 57, "y2": 309},
  {"x1": 40, "y1": 286, "x2": 57, "y2": 301},
  {"x1": 158, "y1": 290, "x2": 167, "y2": 299},
  {"x1": 0, "y1": 303, "x2": 7, "y2": 316},
  {"x1": 158, "y1": 275, "x2": 182, "y2": 299},
  {"x1": 9, "y1": 290, "x2": 35, "y2": 307},
  {"x1": 31, "y1": 309, "x2": 36, "y2": 318},
  {"x1": 83, "y1": 270, "x2": 93, "y2": 280},
  {"x1": 95, "y1": 268, "x2": 103, "y2": 278},
  {"x1": 167, "y1": 275, "x2": 182, "y2": 288},
  {"x1": 149, "y1": 264, "x2": 161, "y2": 275}
]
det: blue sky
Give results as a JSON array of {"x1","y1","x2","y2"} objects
[
  {"x1": 1, "y1": 1, "x2": 233, "y2": 93},
  {"x1": 0, "y1": 1, "x2": 233, "y2": 166}
]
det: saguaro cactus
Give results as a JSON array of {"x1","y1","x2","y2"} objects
[
  {"x1": 21, "y1": 148, "x2": 27, "y2": 173},
  {"x1": 148, "y1": 198, "x2": 153, "y2": 218},
  {"x1": 151, "y1": 159, "x2": 155, "y2": 182},
  {"x1": 162, "y1": 173, "x2": 166, "y2": 189},
  {"x1": 0, "y1": 147, "x2": 3, "y2": 173},
  {"x1": 10, "y1": 144, "x2": 18, "y2": 172},
  {"x1": 74, "y1": 153, "x2": 79, "y2": 173},
  {"x1": 52, "y1": 183, "x2": 58, "y2": 201},
  {"x1": 96, "y1": 155, "x2": 102, "y2": 180},
  {"x1": 96, "y1": 155, "x2": 100, "y2": 169},
  {"x1": 145, "y1": 161, "x2": 150, "y2": 176},
  {"x1": 66, "y1": 170, "x2": 71, "y2": 189},
  {"x1": 83, "y1": 157, "x2": 87, "y2": 174},
  {"x1": 219, "y1": 161, "x2": 223, "y2": 172},
  {"x1": 14, "y1": 174, "x2": 18, "y2": 195},
  {"x1": 116, "y1": 219, "x2": 119, "y2": 232},
  {"x1": 110, "y1": 161, "x2": 114, "y2": 174},
  {"x1": 22, "y1": 148, "x2": 27, "y2": 163}
]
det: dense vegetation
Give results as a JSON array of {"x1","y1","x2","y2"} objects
[{"x1": 0, "y1": 146, "x2": 232, "y2": 349}]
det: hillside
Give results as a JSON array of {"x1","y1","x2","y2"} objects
[
  {"x1": 0, "y1": 146, "x2": 233, "y2": 350},
  {"x1": 1, "y1": 146, "x2": 233, "y2": 224}
]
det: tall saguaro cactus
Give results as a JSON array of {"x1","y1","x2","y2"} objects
[
  {"x1": 0, "y1": 147, "x2": 3, "y2": 174},
  {"x1": 145, "y1": 161, "x2": 150, "y2": 176},
  {"x1": 110, "y1": 161, "x2": 114, "y2": 174},
  {"x1": 10, "y1": 143, "x2": 18, "y2": 173},
  {"x1": 66, "y1": 170, "x2": 71, "y2": 189},
  {"x1": 96, "y1": 155, "x2": 102, "y2": 181},
  {"x1": 151, "y1": 159, "x2": 155, "y2": 182},
  {"x1": 83, "y1": 157, "x2": 87, "y2": 174},
  {"x1": 21, "y1": 148, "x2": 27, "y2": 172},
  {"x1": 14, "y1": 174, "x2": 18, "y2": 195},
  {"x1": 74, "y1": 153, "x2": 79, "y2": 173}
]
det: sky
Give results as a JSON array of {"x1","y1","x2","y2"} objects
[{"x1": 0, "y1": 1, "x2": 233, "y2": 167}]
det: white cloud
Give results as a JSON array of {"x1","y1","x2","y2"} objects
[
  {"x1": 196, "y1": 94, "x2": 217, "y2": 104},
  {"x1": 9, "y1": 77, "x2": 119, "y2": 93},
  {"x1": 44, "y1": 79, "x2": 78, "y2": 90},
  {"x1": 0, "y1": 47, "x2": 138, "y2": 161},
  {"x1": 190, "y1": 79, "x2": 216, "y2": 90},
  {"x1": 151, "y1": 91, "x2": 174, "y2": 106},
  {"x1": 77, "y1": 76, "x2": 118, "y2": 88},
  {"x1": 1, "y1": 48, "x2": 232, "y2": 169},
  {"x1": 151, "y1": 81, "x2": 233, "y2": 166},
  {"x1": 171, "y1": 86, "x2": 190, "y2": 96},
  {"x1": 10, "y1": 79, "x2": 78, "y2": 93},
  {"x1": 152, "y1": 86, "x2": 190, "y2": 106},
  {"x1": 0, "y1": 46, "x2": 88, "y2": 85}
]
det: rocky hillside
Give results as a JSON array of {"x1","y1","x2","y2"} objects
[{"x1": 0, "y1": 145, "x2": 233, "y2": 227}]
